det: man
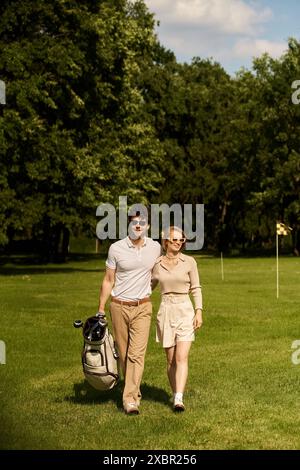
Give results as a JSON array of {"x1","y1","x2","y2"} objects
[{"x1": 98, "y1": 210, "x2": 161, "y2": 415}]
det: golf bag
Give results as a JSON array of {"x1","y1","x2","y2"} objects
[{"x1": 74, "y1": 313, "x2": 119, "y2": 391}]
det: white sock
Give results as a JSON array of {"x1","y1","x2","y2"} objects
[{"x1": 174, "y1": 392, "x2": 183, "y2": 401}]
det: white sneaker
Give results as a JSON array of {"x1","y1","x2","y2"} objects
[
  {"x1": 173, "y1": 397, "x2": 185, "y2": 412},
  {"x1": 124, "y1": 402, "x2": 139, "y2": 415}
]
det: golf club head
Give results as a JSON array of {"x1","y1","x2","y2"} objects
[
  {"x1": 96, "y1": 312, "x2": 107, "y2": 327},
  {"x1": 83, "y1": 316, "x2": 107, "y2": 342},
  {"x1": 73, "y1": 320, "x2": 83, "y2": 328}
]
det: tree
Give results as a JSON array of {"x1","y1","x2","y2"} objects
[
  {"x1": 142, "y1": 54, "x2": 245, "y2": 251},
  {"x1": 0, "y1": 0, "x2": 164, "y2": 260},
  {"x1": 247, "y1": 39, "x2": 300, "y2": 254}
]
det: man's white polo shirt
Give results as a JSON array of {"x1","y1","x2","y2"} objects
[{"x1": 106, "y1": 236, "x2": 161, "y2": 301}]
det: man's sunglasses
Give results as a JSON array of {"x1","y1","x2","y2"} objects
[
  {"x1": 169, "y1": 238, "x2": 186, "y2": 243},
  {"x1": 131, "y1": 220, "x2": 147, "y2": 226}
]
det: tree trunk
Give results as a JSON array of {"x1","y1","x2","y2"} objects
[
  {"x1": 61, "y1": 227, "x2": 70, "y2": 262},
  {"x1": 292, "y1": 227, "x2": 300, "y2": 256}
]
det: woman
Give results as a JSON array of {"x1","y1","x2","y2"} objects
[{"x1": 152, "y1": 226, "x2": 203, "y2": 411}]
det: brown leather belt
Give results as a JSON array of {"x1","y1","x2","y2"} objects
[{"x1": 111, "y1": 297, "x2": 150, "y2": 307}]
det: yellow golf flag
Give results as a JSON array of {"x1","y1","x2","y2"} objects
[{"x1": 276, "y1": 222, "x2": 292, "y2": 236}]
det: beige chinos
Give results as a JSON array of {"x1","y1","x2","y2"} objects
[{"x1": 110, "y1": 301, "x2": 152, "y2": 404}]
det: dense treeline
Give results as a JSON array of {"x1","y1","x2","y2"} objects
[{"x1": 1, "y1": 0, "x2": 300, "y2": 259}]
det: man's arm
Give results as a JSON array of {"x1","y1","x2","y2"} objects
[{"x1": 98, "y1": 267, "x2": 116, "y2": 312}]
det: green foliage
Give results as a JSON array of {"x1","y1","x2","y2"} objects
[
  {"x1": 142, "y1": 37, "x2": 300, "y2": 253},
  {"x1": 244, "y1": 40, "x2": 300, "y2": 251},
  {"x1": 1, "y1": 0, "x2": 300, "y2": 255},
  {"x1": 0, "y1": 0, "x2": 163, "y2": 256}
]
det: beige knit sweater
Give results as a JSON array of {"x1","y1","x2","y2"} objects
[{"x1": 152, "y1": 253, "x2": 203, "y2": 310}]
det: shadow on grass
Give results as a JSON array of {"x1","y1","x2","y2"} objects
[
  {"x1": 0, "y1": 253, "x2": 106, "y2": 275},
  {"x1": 65, "y1": 380, "x2": 170, "y2": 411},
  {"x1": 0, "y1": 266, "x2": 105, "y2": 276}
]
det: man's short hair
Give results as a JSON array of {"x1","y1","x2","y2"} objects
[{"x1": 127, "y1": 206, "x2": 150, "y2": 224}]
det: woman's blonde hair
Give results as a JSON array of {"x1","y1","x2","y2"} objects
[{"x1": 161, "y1": 226, "x2": 186, "y2": 251}]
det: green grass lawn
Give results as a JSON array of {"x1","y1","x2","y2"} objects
[{"x1": 1, "y1": 254, "x2": 300, "y2": 450}]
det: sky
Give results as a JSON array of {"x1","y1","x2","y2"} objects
[{"x1": 143, "y1": 0, "x2": 300, "y2": 74}]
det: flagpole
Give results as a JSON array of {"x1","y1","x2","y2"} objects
[
  {"x1": 221, "y1": 252, "x2": 224, "y2": 281},
  {"x1": 275, "y1": 222, "x2": 292, "y2": 299},
  {"x1": 276, "y1": 231, "x2": 279, "y2": 299}
]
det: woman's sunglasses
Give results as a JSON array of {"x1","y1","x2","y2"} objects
[{"x1": 169, "y1": 238, "x2": 186, "y2": 243}]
